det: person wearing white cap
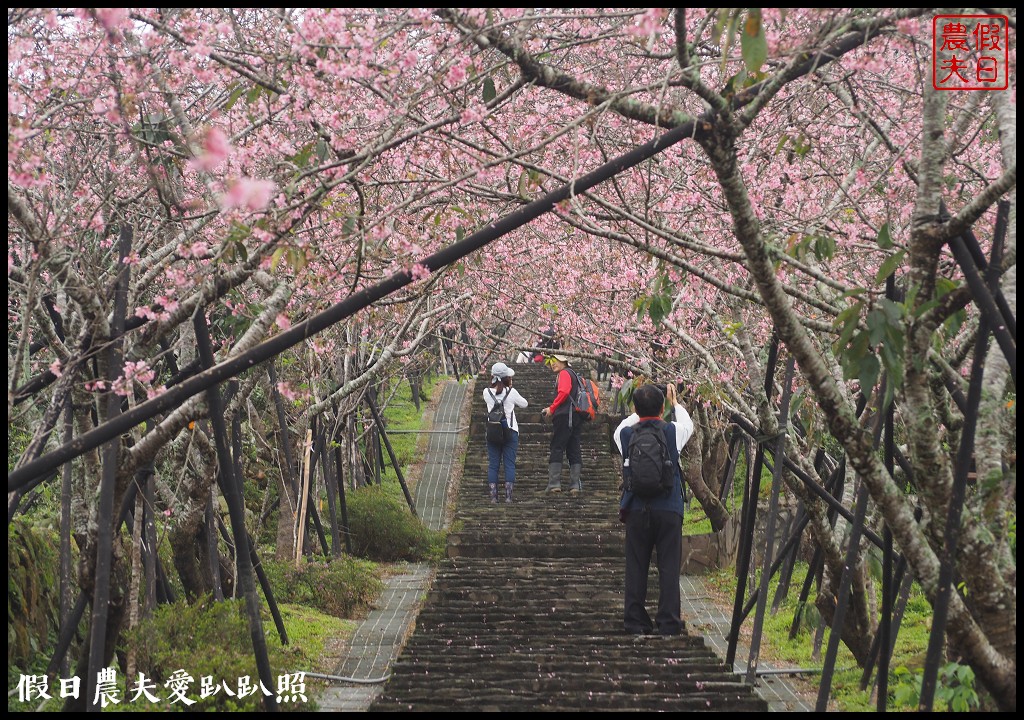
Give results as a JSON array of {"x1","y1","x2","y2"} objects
[{"x1": 482, "y1": 362, "x2": 529, "y2": 503}]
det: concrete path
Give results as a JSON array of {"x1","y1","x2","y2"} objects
[
  {"x1": 680, "y1": 576, "x2": 814, "y2": 711},
  {"x1": 316, "y1": 380, "x2": 467, "y2": 712}
]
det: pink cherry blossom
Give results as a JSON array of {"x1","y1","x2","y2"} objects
[
  {"x1": 222, "y1": 177, "x2": 277, "y2": 211},
  {"x1": 93, "y1": 8, "x2": 129, "y2": 32},
  {"x1": 190, "y1": 127, "x2": 232, "y2": 172}
]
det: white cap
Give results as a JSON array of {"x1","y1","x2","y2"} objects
[{"x1": 491, "y1": 362, "x2": 515, "y2": 379}]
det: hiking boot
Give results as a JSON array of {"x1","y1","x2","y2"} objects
[
  {"x1": 489, "y1": 484, "x2": 498, "y2": 504},
  {"x1": 545, "y1": 462, "x2": 562, "y2": 493},
  {"x1": 568, "y1": 464, "x2": 582, "y2": 494},
  {"x1": 505, "y1": 483, "x2": 514, "y2": 503}
]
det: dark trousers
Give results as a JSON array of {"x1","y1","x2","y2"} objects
[
  {"x1": 548, "y1": 412, "x2": 583, "y2": 465},
  {"x1": 623, "y1": 507, "x2": 683, "y2": 635}
]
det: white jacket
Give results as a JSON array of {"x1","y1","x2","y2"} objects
[
  {"x1": 613, "y1": 403, "x2": 694, "y2": 455},
  {"x1": 482, "y1": 387, "x2": 528, "y2": 434}
]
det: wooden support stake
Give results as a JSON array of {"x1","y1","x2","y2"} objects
[{"x1": 295, "y1": 428, "x2": 313, "y2": 566}]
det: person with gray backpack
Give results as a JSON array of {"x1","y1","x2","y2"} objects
[
  {"x1": 483, "y1": 363, "x2": 529, "y2": 503},
  {"x1": 612, "y1": 382, "x2": 694, "y2": 635}
]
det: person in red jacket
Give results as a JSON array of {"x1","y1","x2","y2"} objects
[{"x1": 540, "y1": 354, "x2": 584, "y2": 494}]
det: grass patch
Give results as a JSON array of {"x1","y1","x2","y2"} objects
[
  {"x1": 276, "y1": 602, "x2": 356, "y2": 661},
  {"x1": 377, "y1": 374, "x2": 442, "y2": 487},
  {"x1": 700, "y1": 560, "x2": 943, "y2": 711},
  {"x1": 683, "y1": 477, "x2": 743, "y2": 536},
  {"x1": 276, "y1": 602, "x2": 358, "y2": 701}
]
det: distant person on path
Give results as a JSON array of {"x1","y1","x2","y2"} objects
[
  {"x1": 540, "y1": 353, "x2": 584, "y2": 495},
  {"x1": 483, "y1": 362, "x2": 528, "y2": 503},
  {"x1": 533, "y1": 327, "x2": 560, "y2": 363},
  {"x1": 613, "y1": 382, "x2": 694, "y2": 635}
]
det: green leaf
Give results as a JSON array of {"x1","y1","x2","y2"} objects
[
  {"x1": 813, "y1": 235, "x2": 836, "y2": 262},
  {"x1": 840, "y1": 332, "x2": 869, "y2": 381},
  {"x1": 876, "y1": 222, "x2": 893, "y2": 249},
  {"x1": 879, "y1": 298, "x2": 904, "y2": 324},
  {"x1": 774, "y1": 133, "x2": 791, "y2": 156},
  {"x1": 648, "y1": 296, "x2": 669, "y2": 324},
  {"x1": 935, "y1": 276, "x2": 959, "y2": 298},
  {"x1": 710, "y1": 9, "x2": 729, "y2": 45},
  {"x1": 270, "y1": 246, "x2": 286, "y2": 272},
  {"x1": 223, "y1": 83, "x2": 246, "y2": 111},
  {"x1": 633, "y1": 296, "x2": 649, "y2": 321},
  {"x1": 867, "y1": 548, "x2": 883, "y2": 581},
  {"x1": 875, "y1": 250, "x2": 905, "y2": 285},
  {"x1": 740, "y1": 10, "x2": 767, "y2": 73},
  {"x1": 866, "y1": 308, "x2": 887, "y2": 345},
  {"x1": 833, "y1": 301, "x2": 863, "y2": 350},
  {"x1": 714, "y1": 9, "x2": 743, "y2": 73},
  {"x1": 858, "y1": 352, "x2": 880, "y2": 394},
  {"x1": 224, "y1": 221, "x2": 251, "y2": 246},
  {"x1": 290, "y1": 142, "x2": 315, "y2": 168},
  {"x1": 482, "y1": 77, "x2": 496, "y2": 102}
]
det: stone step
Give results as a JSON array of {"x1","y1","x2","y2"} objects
[
  {"x1": 371, "y1": 690, "x2": 768, "y2": 713},
  {"x1": 367, "y1": 370, "x2": 768, "y2": 713}
]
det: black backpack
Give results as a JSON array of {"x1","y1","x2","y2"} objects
[
  {"x1": 625, "y1": 420, "x2": 676, "y2": 499},
  {"x1": 485, "y1": 389, "x2": 512, "y2": 445}
]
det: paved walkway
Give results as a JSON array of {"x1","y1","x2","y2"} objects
[
  {"x1": 317, "y1": 378, "x2": 811, "y2": 712},
  {"x1": 316, "y1": 380, "x2": 467, "y2": 713},
  {"x1": 680, "y1": 576, "x2": 814, "y2": 711}
]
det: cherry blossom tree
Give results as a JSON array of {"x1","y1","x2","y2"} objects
[{"x1": 8, "y1": 7, "x2": 1015, "y2": 710}]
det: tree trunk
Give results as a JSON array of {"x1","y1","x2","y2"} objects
[{"x1": 681, "y1": 430, "x2": 731, "y2": 531}]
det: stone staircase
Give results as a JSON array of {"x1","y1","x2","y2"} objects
[{"x1": 369, "y1": 363, "x2": 767, "y2": 712}]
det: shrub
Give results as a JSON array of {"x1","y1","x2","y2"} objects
[
  {"x1": 123, "y1": 597, "x2": 315, "y2": 712},
  {"x1": 260, "y1": 555, "x2": 383, "y2": 619},
  {"x1": 345, "y1": 484, "x2": 445, "y2": 562},
  {"x1": 892, "y1": 662, "x2": 981, "y2": 712}
]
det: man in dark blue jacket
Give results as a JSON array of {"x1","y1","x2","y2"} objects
[{"x1": 613, "y1": 383, "x2": 694, "y2": 635}]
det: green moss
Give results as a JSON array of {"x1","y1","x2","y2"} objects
[{"x1": 8, "y1": 519, "x2": 62, "y2": 673}]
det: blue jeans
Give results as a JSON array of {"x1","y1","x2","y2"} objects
[{"x1": 486, "y1": 431, "x2": 519, "y2": 486}]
